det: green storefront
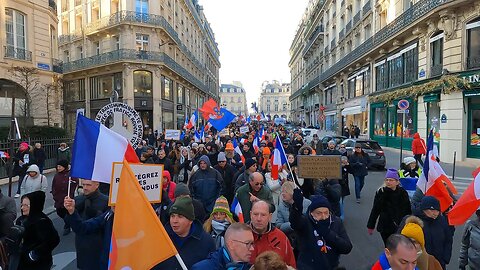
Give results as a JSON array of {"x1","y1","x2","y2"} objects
[
  {"x1": 370, "y1": 99, "x2": 418, "y2": 150},
  {"x1": 463, "y1": 71, "x2": 480, "y2": 158}
]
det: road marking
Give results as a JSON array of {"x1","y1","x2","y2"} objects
[{"x1": 52, "y1": 252, "x2": 76, "y2": 269}]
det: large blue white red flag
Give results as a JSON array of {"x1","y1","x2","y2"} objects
[
  {"x1": 231, "y1": 197, "x2": 244, "y2": 223},
  {"x1": 70, "y1": 114, "x2": 139, "y2": 183},
  {"x1": 417, "y1": 129, "x2": 457, "y2": 212},
  {"x1": 183, "y1": 115, "x2": 189, "y2": 129},
  {"x1": 186, "y1": 111, "x2": 198, "y2": 129},
  {"x1": 271, "y1": 138, "x2": 287, "y2": 180},
  {"x1": 232, "y1": 138, "x2": 245, "y2": 164}
]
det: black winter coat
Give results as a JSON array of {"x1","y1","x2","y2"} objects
[
  {"x1": 214, "y1": 163, "x2": 236, "y2": 204},
  {"x1": 348, "y1": 152, "x2": 371, "y2": 177},
  {"x1": 367, "y1": 186, "x2": 411, "y2": 234},
  {"x1": 290, "y1": 199, "x2": 352, "y2": 269},
  {"x1": 74, "y1": 190, "x2": 110, "y2": 270}
]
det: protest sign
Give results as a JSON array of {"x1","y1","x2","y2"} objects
[
  {"x1": 296, "y1": 155, "x2": 342, "y2": 179},
  {"x1": 109, "y1": 163, "x2": 163, "y2": 205},
  {"x1": 218, "y1": 128, "x2": 229, "y2": 137},
  {"x1": 165, "y1": 129, "x2": 181, "y2": 140},
  {"x1": 239, "y1": 126, "x2": 249, "y2": 134}
]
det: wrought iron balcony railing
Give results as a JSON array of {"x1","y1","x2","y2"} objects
[
  {"x1": 4, "y1": 46, "x2": 32, "y2": 62},
  {"x1": 48, "y1": 0, "x2": 57, "y2": 11},
  {"x1": 62, "y1": 49, "x2": 208, "y2": 93},
  {"x1": 83, "y1": 11, "x2": 204, "y2": 71},
  {"x1": 430, "y1": 64, "x2": 443, "y2": 77},
  {"x1": 52, "y1": 58, "x2": 63, "y2": 73},
  {"x1": 363, "y1": 0, "x2": 371, "y2": 15},
  {"x1": 303, "y1": 25, "x2": 324, "y2": 56},
  {"x1": 467, "y1": 56, "x2": 480, "y2": 70}
]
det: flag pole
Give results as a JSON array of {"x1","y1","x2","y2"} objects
[
  {"x1": 67, "y1": 177, "x2": 71, "y2": 198},
  {"x1": 175, "y1": 253, "x2": 188, "y2": 270}
]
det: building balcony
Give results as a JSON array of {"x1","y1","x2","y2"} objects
[
  {"x1": 58, "y1": 29, "x2": 83, "y2": 46},
  {"x1": 353, "y1": 11, "x2": 361, "y2": 25},
  {"x1": 467, "y1": 56, "x2": 480, "y2": 70},
  {"x1": 339, "y1": 29, "x2": 345, "y2": 40},
  {"x1": 62, "y1": 49, "x2": 208, "y2": 94},
  {"x1": 4, "y1": 46, "x2": 32, "y2": 62},
  {"x1": 83, "y1": 11, "x2": 204, "y2": 71},
  {"x1": 303, "y1": 25, "x2": 325, "y2": 57},
  {"x1": 318, "y1": 0, "x2": 452, "y2": 85},
  {"x1": 363, "y1": 0, "x2": 371, "y2": 15},
  {"x1": 346, "y1": 20, "x2": 352, "y2": 33},
  {"x1": 324, "y1": 45, "x2": 330, "y2": 54},
  {"x1": 430, "y1": 64, "x2": 443, "y2": 77},
  {"x1": 331, "y1": 38, "x2": 336, "y2": 49}
]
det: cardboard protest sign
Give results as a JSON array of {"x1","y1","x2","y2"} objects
[
  {"x1": 239, "y1": 126, "x2": 249, "y2": 134},
  {"x1": 165, "y1": 129, "x2": 181, "y2": 140},
  {"x1": 109, "y1": 163, "x2": 163, "y2": 205},
  {"x1": 296, "y1": 155, "x2": 342, "y2": 179}
]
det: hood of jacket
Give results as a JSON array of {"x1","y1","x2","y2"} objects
[
  {"x1": 198, "y1": 155, "x2": 211, "y2": 169},
  {"x1": 58, "y1": 146, "x2": 70, "y2": 152},
  {"x1": 413, "y1": 133, "x2": 420, "y2": 139},
  {"x1": 21, "y1": 190, "x2": 45, "y2": 216},
  {"x1": 298, "y1": 145, "x2": 313, "y2": 155},
  {"x1": 26, "y1": 164, "x2": 40, "y2": 175}
]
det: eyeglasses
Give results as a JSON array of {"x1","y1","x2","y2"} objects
[
  {"x1": 218, "y1": 161, "x2": 226, "y2": 163},
  {"x1": 253, "y1": 182, "x2": 264, "y2": 186},
  {"x1": 231, "y1": 239, "x2": 254, "y2": 249}
]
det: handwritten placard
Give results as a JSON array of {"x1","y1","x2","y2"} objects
[
  {"x1": 296, "y1": 155, "x2": 342, "y2": 179},
  {"x1": 239, "y1": 126, "x2": 249, "y2": 134},
  {"x1": 165, "y1": 129, "x2": 181, "y2": 140}
]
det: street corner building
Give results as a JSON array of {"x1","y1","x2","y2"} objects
[
  {"x1": 58, "y1": 0, "x2": 220, "y2": 134},
  {"x1": 289, "y1": 0, "x2": 480, "y2": 163},
  {"x1": 0, "y1": 0, "x2": 63, "y2": 127}
]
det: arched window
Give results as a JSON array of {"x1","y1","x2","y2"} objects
[
  {"x1": 133, "y1": 70, "x2": 152, "y2": 97},
  {"x1": 467, "y1": 17, "x2": 480, "y2": 69}
]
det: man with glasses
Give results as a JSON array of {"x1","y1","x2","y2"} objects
[
  {"x1": 236, "y1": 172, "x2": 273, "y2": 223},
  {"x1": 192, "y1": 223, "x2": 254, "y2": 270},
  {"x1": 249, "y1": 200, "x2": 296, "y2": 267},
  {"x1": 234, "y1": 158, "x2": 258, "y2": 192},
  {"x1": 372, "y1": 234, "x2": 419, "y2": 270}
]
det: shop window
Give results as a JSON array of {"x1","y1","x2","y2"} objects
[
  {"x1": 162, "y1": 110, "x2": 174, "y2": 130},
  {"x1": 396, "y1": 109, "x2": 414, "y2": 138},
  {"x1": 427, "y1": 101, "x2": 440, "y2": 143},
  {"x1": 430, "y1": 32, "x2": 443, "y2": 77},
  {"x1": 373, "y1": 107, "x2": 386, "y2": 136},
  {"x1": 467, "y1": 18, "x2": 480, "y2": 69},
  {"x1": 161, "y1": 76, "x2": 173, "y2": 101},
  {"x1": 65, "y1": 79, "x2": 85, "y2": 102},
  {"x1": 387, "y1": 107, "x2": 395, "y2": 137},
  {"x1": 90, "y1": 74, "x2": 120, "y2": 100},
  {"x1": 133, "y1": 70, "x2": 152, "y2": 97}
]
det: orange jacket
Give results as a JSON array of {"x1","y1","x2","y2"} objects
[
  {"x1": 250, "y1": 225, "x2": 296, "y2": 268},
  {"x1": 412, "y1": 133, "x2": 426, "y2": 155}
]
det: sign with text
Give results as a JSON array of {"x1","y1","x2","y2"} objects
[
  {"x1": 165, "y1": 129, "x2": 181, "y2": 140},
  {"x1": 297, "y1": 155, "x2": 342, "y2": 179},
  {"x1": 218, "y1": 128, "x2": 229, "y2": 137},
  {"x1": 239, "y1": 126, "x2": 249, "y2": 134},
  {"x1": 109, "y1": 163, "x2": 163, "y2": 205}
]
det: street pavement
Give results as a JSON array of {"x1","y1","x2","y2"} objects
[{"x1": 2, "y1": 147, "x2": 478, "y2": 269}]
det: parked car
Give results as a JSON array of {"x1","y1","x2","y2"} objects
[
  {"x1": 341, "y1": 139, "x2": 386, "y2": 170},
  {"x1": 321, "y1": 135, "x2": 347, "y2": 149},
  {"x1": 301, "y1": 128, "x2": 320, "y2": 144}
]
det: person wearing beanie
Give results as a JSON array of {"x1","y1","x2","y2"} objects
[
  {"x1": 168, "y1": 183, "x2": 206, "y2": 224},
  {"x1": 234, "y1": 158, "x2": 258, "y2": 192},
  {"x1": 203, "y1": 196, "x2": 236, "y2": 249},
  {"x1": 188, "y1": 155, "x2": 224, "y2": 214},
  {"x1": 399, "y1": 156, "x2": 422, "y2": 179},
  {"x1": 259, "y1": 147, "x2": 271, "y2": 171},
  {"x1": 289, "y1": 190, "x2": 352, "y2": 269},
  {"x1": 367, "y1": 168, "x2": 411, "y2": 245},
  {"x1": 51, "y1": 160, "x2": 79, "y2": 236},
  {"x1": 402, "y1": 196, "x2": 452, "y2": 269},
  {"x1": 225, "y1": 142, "x2": 243, "y2": 170},
  {"x1": 154, "y1": 197, "x2": 215, "y2": 270},
  {"x1": 459, "y1": 209, "x2": 480, "y2": 270},
  {"x1": 214, "y1": 153, "x2": 236, "y2": 204},
  {"x1": 162, "y1": 170, "x2": 176, "y2": 202},
  {"x1": 11, "y1": 191, "x2": 60, "y2": 270},
  {"x1": 401, "y1": 216, "x2": 443, "y2": 270}
]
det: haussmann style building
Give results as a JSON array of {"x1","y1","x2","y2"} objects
[
  {"x1": 59, "y1": 0, "x2": 220, "y2": 134},
  {"x1": 289, "y1": 0, "x2": 480, "y2": 162},
  {"x1": 258, "y1": 80, "x2": 291, "y2": 121},
  {"x1": 219, "y1": 82, "x2": 248, "y2": 116}
]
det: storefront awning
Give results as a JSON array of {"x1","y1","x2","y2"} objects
[
  {"x1": 325, "y1": 110, "x2": 336, "y2": 116},
  {"x1": 342, "y1": 106, "x2": 363, "y2": 116}
]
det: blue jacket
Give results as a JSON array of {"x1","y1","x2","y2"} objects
[
  {"x1": 153, "y1": 220, "x2": 216, "y2": 270},
  {"x1": 191, "y1": 247, "x2": 251, "y2": 270},
  {"x1": 290, "y1": 199, "x2": 352, "y2": 270},
  {"x1": 65, "y1": 210, "x2": 114, "y2": 270},
  {"x1": 189, "y1": 155, "x2": 224, "y2": 213}
]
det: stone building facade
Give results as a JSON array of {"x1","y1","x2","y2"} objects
[{"x1": 219, "y1": 82, "x2": 248, "y2": 116}]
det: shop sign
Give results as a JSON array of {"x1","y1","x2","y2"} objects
[
  {"x1": 441, "y1": 114, "x2": 447, "y2": 123},
  {"x1": 344, "y1": 96, "x2": 367, "y2": 109},
  {"x1": 95, "y1": 102, "x2": 143, "y2": 148}
]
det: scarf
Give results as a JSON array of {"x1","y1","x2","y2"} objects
[{"x1": 212, "y1": 220, "x2": 230, "y2": 235}]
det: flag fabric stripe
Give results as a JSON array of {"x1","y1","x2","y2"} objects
[
  {"x1": 231, "y1": 197, "x2": 244, "y2": 223},
  {"x1": 449, "y1": 170, "x2": 480, "y2": 225},
  {"x1": 272, "y1": 138, "x2": 287, "y2": 180},
  {"x1": 71, "y1": 114, "x2": 139, "y2": 183}
]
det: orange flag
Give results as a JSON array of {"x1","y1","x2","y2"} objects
[{"x1": 109, "y1": 160, "x2": 178, "y2": 270}]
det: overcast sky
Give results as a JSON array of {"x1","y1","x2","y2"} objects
[{"x1": 200, "y1": 0, "x2": 310, "y2": 107}]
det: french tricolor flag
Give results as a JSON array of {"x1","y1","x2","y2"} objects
[
  {"x1": 70, "y1": 114, "x2": 139, "y2": 183},
  {"x1": 272, "y1": 138, "x2": 287, "y2": 180},
  {"x1": 183, "y1": 115, "x2": 189, "y2": 129},
  {"x1": 232, "y1": 139, "x2": 245, "y2": 164},
  {"x1": 449, "y1": 168, "x2": 480, "y2": 225},
  {"x1": 231, "y1": 197, "x2": 244, "y2": 223},
  {"x1": 252, "y1": 132, "x2": 260, "y2": 154},
  {"x1": 186, "y1": 111, "x2": 198, "y2": 129}
]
